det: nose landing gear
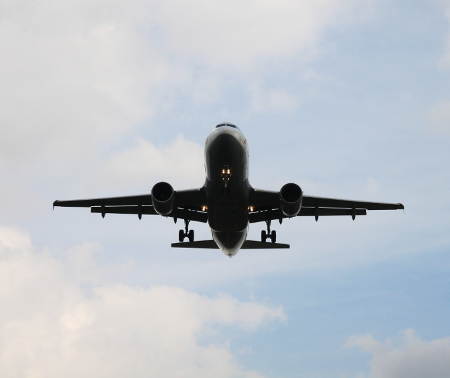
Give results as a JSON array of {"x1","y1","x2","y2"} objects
[
  {"x1": 179, "y1": 219, "x2": 195, "y2": 242},
  {"x1": 261, "y1": 220, "x2": 276, "y2": 243}
]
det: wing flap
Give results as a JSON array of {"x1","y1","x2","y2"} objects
[
  {"x1": 90, "y1": 205, "x2": 208, "y2": 222},
  {"x1": 91, "y1": 205, "x2": 157, "y2": 215},
  {"x1": 302, "y1": 196, "x2": 404, "y2": 210},
  {"x1": 300, "y1": 207, "x2": 367, "y2": 216},
  {"x1": 249, "y1": 208, "x2": 367, "y2": 223}
]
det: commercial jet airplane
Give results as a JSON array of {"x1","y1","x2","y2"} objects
[{"x1": 54, "y1": 123, "x2": 404, "y2": 256}]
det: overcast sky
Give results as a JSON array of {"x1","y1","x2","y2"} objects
[{"x1": 1, "y1": 0, "x2": 450, "y2": 377}]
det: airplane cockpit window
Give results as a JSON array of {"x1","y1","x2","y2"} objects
[{"x1": 216, "y1": 123, "x2": 238, "y2": 129}]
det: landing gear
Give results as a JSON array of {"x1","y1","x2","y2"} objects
[
  {"x1": 179, "y1": 219, "x2": 195, "y2": 242},
  {"x1": 261, "y1": 221, "x2": 276, "y2": 243},
  {"x1": 178, "y1": 229, "x2": 185, "y2": 242}
]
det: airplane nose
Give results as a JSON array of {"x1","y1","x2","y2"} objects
[
  {"x1": 211, "y1": 132, "x2": 238, "y2": 148},
  {"x1": 208, "y1": 132, "x2": 243, "y2": 162}
]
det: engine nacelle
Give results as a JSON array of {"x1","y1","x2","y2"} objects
[
  {"x1": 280, "y1": 183, "x2": 303, "y2": 217},
  {"x1": 151, "y1": 182, "x2": 175, "y2": 216}
]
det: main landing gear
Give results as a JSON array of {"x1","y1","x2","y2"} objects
[
  {"x1": 179, "y1": 219, "x2": 194, "y2": 242},
  {"x1": 261, "y1": 220, "x2": 276, "y2": 243}
]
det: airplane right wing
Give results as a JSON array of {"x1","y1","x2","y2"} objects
[
  {"x1": 249, "y1": 189, "x2": 403, "y2": 223},
  {"x1": 53, "y1": 194, "x2": 153, "y2": 207},
  {"x1": 53, "y1": 188, "x2": 208, "y2": 223},
  {"x1": 301, "y1": 196, "x2": 404, "y2": 211}
]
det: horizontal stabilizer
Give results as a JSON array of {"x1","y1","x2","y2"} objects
[
  {"x1": 171, "y1": 240, "x2": 219, "y2": 249},
  {"x1": 171, "y1": 240, "x2": 290, "y2": 249},
  {"x1": 241, "y1": 240, "x2": 290, "y2": 249}
]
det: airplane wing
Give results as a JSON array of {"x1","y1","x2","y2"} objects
[
  {"x1": 301, "y1": 196, "x2": 404, "y2": 210},
  {"x1": 53, "y1": 189, "x2": 207, "y2": 223},
  {"x1": 53, "y1": 194, "x2": 153, "y2": 207},
  {"x1": 249, "y1": 189, "x2": 403, "y2": 223}
]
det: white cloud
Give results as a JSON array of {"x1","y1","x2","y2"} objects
[
  {"x1": 346, "y1": 330, "x2": 450, "y2": 378},
  {"x1": 154, "y1": 0, "x2": 361, "y2": 69},
  {"x1": 249, "y1": 85, "x2": 299, "y2": 113},
  {"x1": 0, "y1": 0, "x2": 163, "y2": 163},
  {"x1": 0, "y1": 0, "x2": 363, "y2": 218},
  {"x1": 102, "y1": 135, "x2": 204, "y2": 189},
  {"x1": 0, "y1": 0, "x2": 362, "y2": 164},
  {"x1": 0, "y1": 226, "x2": 284, "y2": 378}
]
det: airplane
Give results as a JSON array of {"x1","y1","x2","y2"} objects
[{"x1": 53, "y1": 123, "x2": 404, "y2": 257}]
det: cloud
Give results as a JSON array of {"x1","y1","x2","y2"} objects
[
  {"x1": 0, "y1": 0, "x2": 364, "y2": 217},
  {"x1": 102, "y1": 135, "x2": 204, "y2": 189},
  {"x1": 0, "y1": 0, "x2": 163, "y2": 163},
  {"x1": 0, "y1": 226, "x2": 284, "y2": 378},
  {"x1": 0, "y1": 0, "x2": 362, "y2": 165},
  {"x1": 249, "y1": 85, "x2": 299, "y2": 113},
  {"x1": 153, "y1": 0, "x2": 361, "y2": 69},
  {"x1": 346, "y1": 330, "x2": 450, "y2": 378}
]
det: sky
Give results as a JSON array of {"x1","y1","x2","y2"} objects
[{"x1": 1, "y1": 0, "x2": 450, "y2": 377}]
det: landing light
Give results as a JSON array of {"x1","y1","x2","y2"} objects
[
  {"x1": 248, "y1": 206, "x2": 255, "y2": 212},
  {"x1": 201, "y1": 205, "x2": 208, "y2": 211},
  {"x1": 220, "y1": 166, "x2": 232, "y2": 188}
]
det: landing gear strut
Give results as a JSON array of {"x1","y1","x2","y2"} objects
[
  {"x1": 261, "y1": 220, "x2": 276, "y2": 243},
  {"x1": 179, "y1": 219, "x2": 194, "y2": 242}
]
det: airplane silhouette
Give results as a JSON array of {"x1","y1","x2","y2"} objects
[{"x1": 54, "y1": 123, "x2": 404, "y2": 256}]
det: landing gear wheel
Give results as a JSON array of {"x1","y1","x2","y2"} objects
[
  {"x1": 188, "y1": 230, "x2": 194, "y2": 242},
  {"x1": 271, "y1": 230, "x2": 276, "y2": 243},
  {"x1": 179, "y1": 229, "x2": 185, "y2": 242},
  {"x1": 261, "y1": 230, "x2": 267, "y2": 242}
]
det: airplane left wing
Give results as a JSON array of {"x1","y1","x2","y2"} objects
[
  {"x1": 249, "y1": 207, "x2": 367, "y2": 223},
  {"x1": 301, "y1": 196, "x2": 404, "y2": 210},
  {"x1": 53, "y1": 194, "x2": 153, "y2": 207},
  {"x1": 53, "y1": 188, "x2": 207, "y2": 223},
  {"x1": 90, "y1": 206, "x2": 207, "y2": 222},
  {"x1": 249, "y1": 189, "x2": 403, "y2": 223}
]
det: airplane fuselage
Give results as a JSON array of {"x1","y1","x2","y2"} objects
[{"x1": 204, "y1": 124, "x2": 249, "y2": 256}]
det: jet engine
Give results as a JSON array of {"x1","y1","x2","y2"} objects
[
  {"x1": 280, "y1": 183, "x2": 303, "y2": 217},
  {"x1": 151, "y1": 182, "x2": 175, "y2": 216}
]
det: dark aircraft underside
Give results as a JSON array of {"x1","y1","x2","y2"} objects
[{"x1": 54, "y1": 123, "x2": 404, "y2": 256}]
